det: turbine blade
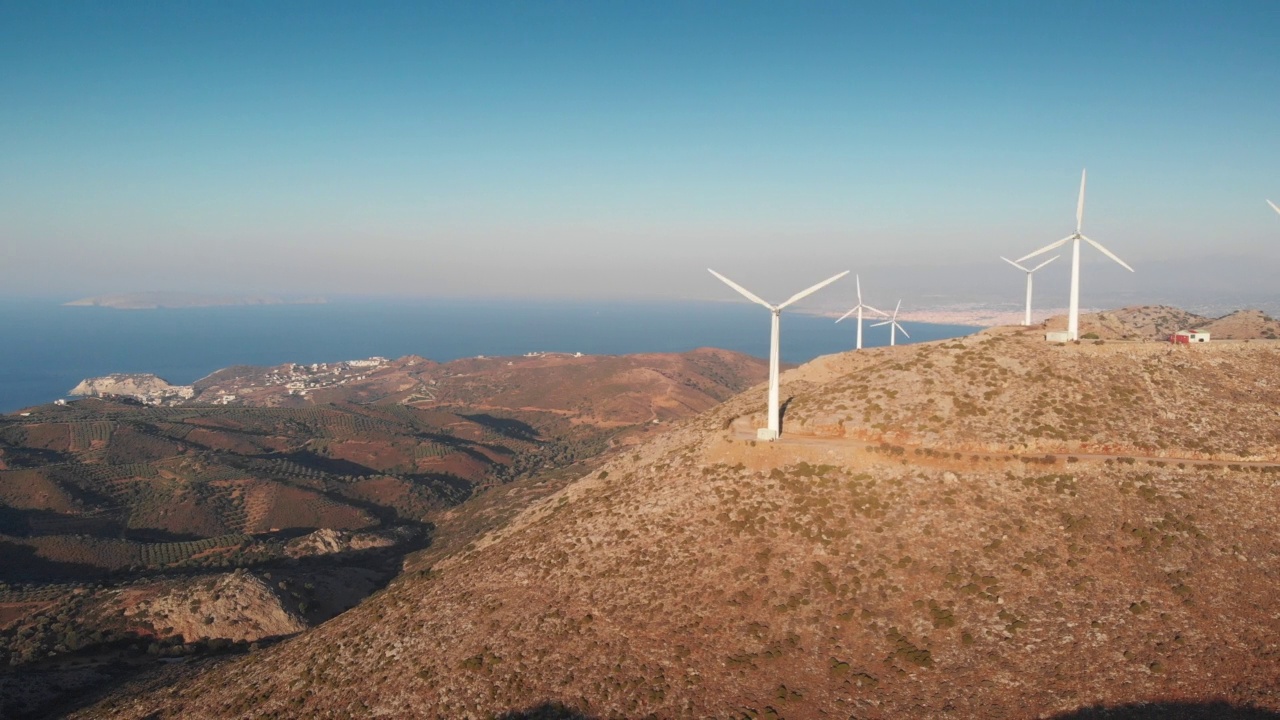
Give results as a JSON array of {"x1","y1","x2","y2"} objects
[
  {"x1": 1269, "y1": 199, "x2": 1280, "y2": 217},
  {"x1": 778, "y1": 270, "x2": 850, "y2": 310},
  {"x1": 836, "y1": 307, "x2": 857, "y2": 323},
  {"x1": 1081, "y1": 236, "x2": 1135, "y2": 272},
  {"x1": 1017, "y1": 235, "x2": 1073, "y2": 263},
  {"x1": 708, "y1": 269, "x2": 774, "y2": 310},
  {"x1": 870, "y1": 320, "x2": 891, "y2": 328},
  {"x1": 856, "y1": 274, "x2": 862, "y2": 303},
  {"x1": 1076, "y1": 168, "x2": 1087, "y2": 233},
  {"x1": 892, "y1": 299, "x2": 901, "y2": 321},
  {"x1": 1001, "y1": 256, "x2": 1029, "y2": 272},
  {"x1": 897, "y1": 322, "x2": 910, "y2": 339},
  {"x1": 862, "y1": 304, "x2": 889, "y2": 317},
  {"x1": 1030, "y1": 255, "x2": 1060, "y2": 272}
]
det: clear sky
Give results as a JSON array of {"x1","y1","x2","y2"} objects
[{"x1": 2, "y1": 1, "x2": 1278, "y2": 304}]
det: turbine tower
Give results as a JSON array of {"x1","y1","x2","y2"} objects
[
  {"x1": 870, "y1": 300, "x2": 909, "y2": 346},
  {"x1": 709, "y1": 268, "x2": 849, "y2": 440},
  {"x1": 1018, "y1": 169, "x2": 1134, "y2": 341},
  {"x1": 835, "y1": 275, "x2": 888, "y2": 349},
  {"x1": 1001, "y1": 255, "x2": 1059, "y2": 326},
  {"x1": 1268, "y1": 199, "x2": 1280, "y2": 217}
]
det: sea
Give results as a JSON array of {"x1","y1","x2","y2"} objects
[{"x1": 0, "y1": 298, "x2": 979, "y2": 413}]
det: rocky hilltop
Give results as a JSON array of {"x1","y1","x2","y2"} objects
[
  {"x1": 74, "y1": 326, "x2": 1280, "y2": 719},
  {"x1": 1044, "y1": 305, "x2": 1280, "y2": 340}
]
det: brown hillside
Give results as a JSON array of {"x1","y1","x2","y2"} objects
[
  {"x1": 187, "y1": 348, "x2": 767, "y2": 423},
  {"x1": 420, "y1": 348, "x2": 767, "y2": 425},
  {"x1": 779, "y1": 326, "x2": 1280, "y2": 461},
  {"x1": 0, "y1": 350, "x2": 767, "y2": 719},
  {"x1": 1043, "y1": 305, "x2": 1208, "y2": 340},
  {"x1": 73, "y1": 328, "x2": 1280, "y2": 719},
  {"x1": 1200, "y1": 309, "x2": 1280, "y2": 340},
  {"x1": 1044, "y1": 305, "x2": 1280, "y2": 341}
]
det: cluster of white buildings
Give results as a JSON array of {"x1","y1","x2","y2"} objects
[{"x1": 206, "y1": 357, "x2": 392, "y2": 401}]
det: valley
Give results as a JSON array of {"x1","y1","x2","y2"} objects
[{"x1": 0, "y1": 348, "x2": 767, "y2": 718}]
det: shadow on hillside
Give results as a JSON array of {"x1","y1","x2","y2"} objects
[
  {"x1": 3, "y1": 519, "x2": 433, "y2": 585},
  {"x1": 274, "y1": 449, "x2": 378, "y2": 477},
  {"x1": 0, "y1": 445, "x2": 71, "y2": 468},
  {"x1": 0, "y1": 506, "x2": 126, "y2": 537},
  {"x1": 121, "y1": 527, "x2": 208, "y2": 542},
  {"x1": 495, "y1": 702, "x2": 595, "y2": 720},
  {"x1": 1052, "y1": 702, "x2": 1280, "y2": 719},
  {"x1": 461, "y1": 413, "x2": 542, "y2": 442},
  {"x1": 0, "y1": 540, "x2": 108, "y2": 580},
  {"x1": 779, "y1": 396, "x2": 794, "y2": 434}
]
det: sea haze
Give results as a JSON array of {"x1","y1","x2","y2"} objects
[{"x1": 0, "y1": 299, "x2": 977, "y2": 413}]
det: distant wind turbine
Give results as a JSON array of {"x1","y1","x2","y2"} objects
[
  {"x1": 1001, "y1": 255, "x2": 1059, "y2": 326},
  {"x1": 1018, "y1": 169, "x2": 1134, "y2": 341},
  {"x1": 709, "y1": 268, "x2": 849, "y2": 440},
  {"x1": 1268, "y1": 199, "x2": 1280, "y2": 217},
  {"x1": 870, "y1": 300, "x2": 909, "y2": 346},
  {"x1": 835, "y1": 275, "x2": 888, "y2": 350}
]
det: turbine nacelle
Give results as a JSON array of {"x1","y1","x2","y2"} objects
[
  {"x1": 708, "y1": 268, "x2": 848, "y2": 313},
  {"x1": 1001, "y1": 255, "x2": 1059, "y2": 275}
]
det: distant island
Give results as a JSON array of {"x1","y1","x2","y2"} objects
[{"x1": 63, "y1": 292, "x2": 327, "y2": 310}]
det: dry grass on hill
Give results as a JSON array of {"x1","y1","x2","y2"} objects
[
  {"x1": 1042, "y1": 305, "x2": 1280, "y2": 341},
  {"x1": 781, "y1": 327, "x2": 1280, "y2": 461},
  {"x1": 73, "y1": 327, "x2": 1280, "y2": 720}
]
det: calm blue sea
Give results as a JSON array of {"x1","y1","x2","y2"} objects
[{"x1": 0, "y1": 299, "x2": 978, "y2": 413}]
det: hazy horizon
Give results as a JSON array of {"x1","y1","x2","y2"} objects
[
  {"x1": 3, "y1": 2, "x2": 1278, "y2": 305},
  {"x1": 8, "y1": 252, "x2": 1277, "y2": 318}
]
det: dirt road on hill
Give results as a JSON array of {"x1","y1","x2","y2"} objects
[{"x1": 730, "y1": 421, "x2": 1280, "y2": 469}]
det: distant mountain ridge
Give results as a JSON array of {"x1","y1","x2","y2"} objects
[{"x1": 64, "y1": 292, "x2": 327, "y2": 310}]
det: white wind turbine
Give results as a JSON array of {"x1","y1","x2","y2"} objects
[
  {"x1": 709, "y1": 268, "x2": 849, "y2": 440},
  {"x1": 870, "y1": 300, "x2": 909, "y2": 346},
  {"x1": 1268, "y1": 199, "x2": 1280, "y2": 217},
  {"x1": 835, "y1": 275, "x2": 888, "y2": 349},
  {"x1": 1018, "y1": 169, "x2": 1134, "y2": 341},
  {"x1": 1000, "y1": 255, "x2": 1059, "y2": 326}
]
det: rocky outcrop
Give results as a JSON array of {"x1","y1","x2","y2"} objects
[
  {"x1": 68, "y1": 374, "x2": 194, "y2": 403},
  {"x1": 284, "y1": 527, "x2": 412, "y2": 559},
  {"x1": 115, "y1": 570, "x2": 307, "y2": 644}
]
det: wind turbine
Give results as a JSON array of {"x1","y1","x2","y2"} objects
[
  {"x1": 1018, "y1": 169, "x2": 1134, "y2": 341},
  {"x1": 870, "y1": 300, "x2": 909, "y2": 346},
  {"x1": 1268, "y1": 199, "x2": 1280, "y2": 217},
  {"x1": 835, "y1": 275, "x2": 888, "y2": 349},
  {"x1": 708, "y1": 268, "x2": 849, "y2": 440},
  {"x1": 1000, "y1": 255, "x2": 1059, "y2": 326}
]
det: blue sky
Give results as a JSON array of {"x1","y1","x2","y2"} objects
[{"x1": 2, "y1": 1, "x2": 1278, "y2": 303}]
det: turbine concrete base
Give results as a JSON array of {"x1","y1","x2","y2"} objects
[{"x1": 756, "y1": 428, "x2": 779, "y2": 441}]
